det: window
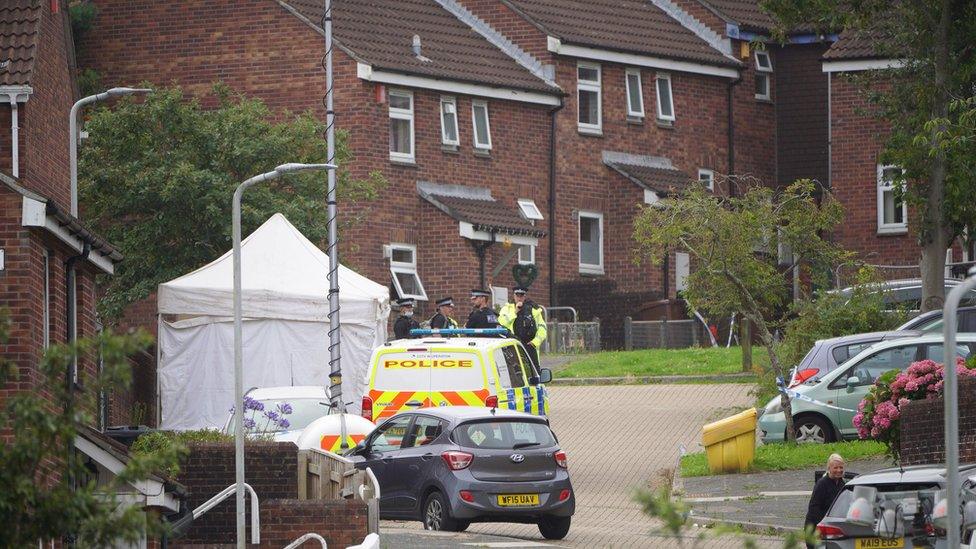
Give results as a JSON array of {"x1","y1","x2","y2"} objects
[
  {"x1": 43, "y1": 250, "x2": 50, "y2": 348},
  {"x1": 675, "y1": 252, "x2": 690, "y2": 291},
  {"x1": 578, "y1": 211, "x2": 603, "y2": 274},
  {"x1": 408, "y1": 416, "x2": 445, "y2": 447},
  {"x1": 471, "y1": 100, "x2": 492, "y2": 150},
  {"x1": 517, "y1": 244, "x2": 535, "y2": 265},
  {"x1": 697, "y1": 168, "x2": 714, "y2": 191},
  {"x1": 388, "y1": 90, "x2": 414, "y2": 162},
  {"x1": 834, "y1": 346, "x2": 919, "y2": 388},
  {"x1": 369, "y1": 415, "x2": 413, "y2": 453},
  {"x1": 388, "y1": 243, "x2": 427, "y2": 300},
  {"x1": 754, "y1": 51, "x2": 772, "y2": 101},
  {"x1": 517, "y1": 198, "x2": 544, "y2": 220},
  {"x1": 577, "y1": 62, "x2": 602, "y2": 132},
  {"x1": 625, "y1": 68, "x2": 644, "y2": 119},
  {"x1": 492, "y1": 345, "x2": 526, "y2": 388},
  {"x1": 655, "y1": 73, "x2": 675, "y2": 122},
  {"x1": 440, "y1": 96, "x2": 459, "y2": 146},
  {"x1": 831, "y1": 342, "x2": 875, "y2": 365},
  {"x1": 877, "y1": 165, "x2": 907, "y2": 234}
]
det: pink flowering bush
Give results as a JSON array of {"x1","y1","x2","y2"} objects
[{"x1": 854, "y1": 358, "x2": 976, "y2": 460}]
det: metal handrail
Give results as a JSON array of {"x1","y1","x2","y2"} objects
[
  {"x1": 192, "y1": 482, "x2": 260, "y2": 544},
  {"x1": 283, "y1": 533, "x2": 327, "y2": 549},
  {"x1": 543, "y1": 306, "x2": 578, "y2": 323}
]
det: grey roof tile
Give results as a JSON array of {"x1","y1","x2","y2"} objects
[{"x1": 0, "y1": 0, "x2": 40, "y2": 86}]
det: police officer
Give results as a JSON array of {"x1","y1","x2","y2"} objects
[
  {"x1": 393, "y1": 297, "x2": 420, "y2": 339},
  {"x1": 465, "y1": 289, "x2": 500, "y2": 329},
  {"x1": 429, "y1": 297, "x2": 459, "y2": 331},
  {"x1": 498, "y1": 286, "x2": 547, "y2": 368}
]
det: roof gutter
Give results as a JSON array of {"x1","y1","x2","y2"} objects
[
  {"x1": 547, "y1": 37, "x2": 740, "y2": 78},
  {"x1": 0, "y1": 86, "x2": 33, "y2": 178}
]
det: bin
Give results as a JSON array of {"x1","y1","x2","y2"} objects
[{"x1": 701, "y1": 408, "x2": 757, "y2": 473}]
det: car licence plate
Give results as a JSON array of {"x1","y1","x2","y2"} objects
[
  {"x1": 496, "y1": 494, "x2": 540, "y2": 507},
  {"x1": 855, "y1": 538, "x2": 904, "y2": 548}
]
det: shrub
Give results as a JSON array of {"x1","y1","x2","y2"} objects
[
  {"x1": 854, "y1": 358, "x2": 976, "y2": 460},
  {"x1": 131, "y1": 429, "x2": 230, "y2": 477}
]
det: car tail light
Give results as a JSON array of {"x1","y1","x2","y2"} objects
[
  {"x1": 558, "y1": 489, "x2": 571, "y2": 502},
  {"x1": 485, "y1": 395, "x2": 498, "y2": 408},
  {"x1": 361, "y1": 396, "x2": 373, "y2": 422},
  {"x1": 441, "y1": 451, "x2": 474, "y2": 470},
  {"x1": 459, "y1": 490, "x2": 474, "y2": 502},
  {"x1": 790, "y1": 368, "x2": 820, "y2": 387},
  {"x1": 816, "y1": 524, "x2": 846, "y2": 540},
  {"x1": 554, "y1": 450, "x2": 567, "y2": 469}
]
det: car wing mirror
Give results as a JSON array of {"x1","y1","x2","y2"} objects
[
  {"x1": 538, "y1": 368, "x2": 553, "y2": 384},
  {"x1": 846, "y1": 376, "x2": 860, "y2": 391}
]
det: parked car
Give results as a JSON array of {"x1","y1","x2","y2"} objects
[
  {"x1": 760, "y1": 334, "x2": 976, "y2": 444},
  {"x1": 222, "y1": 386, "x2": 332, "y2": 442},
  {"x1": 344, "y1": 406, "x2": 575, "y2": 539},
  {"x1": 833, "y1": 278, "x2": 976, "y2": 312},
  {"x1": 816, "y1": 463, "x2": 976, "y2": 548},
  {"x1": 787, "y1": 331, "x2": 922, "y2": 387},
  {"x1": 898, "y1": 306, "x2": 976, "y2": 333},
  {"x1": 361, "y1": 335, "x2": 553, "y2": 424}
]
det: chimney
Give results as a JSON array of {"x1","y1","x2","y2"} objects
[{"x1": 412, "y1": 35, "x2": 422, "y2": 57}]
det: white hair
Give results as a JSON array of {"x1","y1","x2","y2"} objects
[{"x1": 827, "y1": 453, "x2": 845, "y2": 466}]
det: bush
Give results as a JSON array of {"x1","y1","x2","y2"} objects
[
  {"x1": 131, "y1": 429, "x2": 229, "y2": 477},
  {"x1": 854, "y1": 358, "x2": 976, "y2": 460}
]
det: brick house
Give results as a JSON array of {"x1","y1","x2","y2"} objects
[{"x1": 0, "y1": 0, "x2": 120, "y2": 419}]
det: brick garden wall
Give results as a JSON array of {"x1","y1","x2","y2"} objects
[
  {"x1": 172, "y1": 441, "x2": 367, "y2": 547},
  {"x1": 899, "y1": 376, "x2": 976, "y2": 466}
]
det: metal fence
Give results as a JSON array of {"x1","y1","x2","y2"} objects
[
  {"x1": 623, "y1": 317, "x2": 708, "y2": 350},
  {"x1": 541, "y1": 321, "x2": 601, "y2": 354}
]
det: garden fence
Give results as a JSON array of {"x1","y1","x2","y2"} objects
[{"x1": 622, "y1": 317, "x2": 708, "y2": 350}]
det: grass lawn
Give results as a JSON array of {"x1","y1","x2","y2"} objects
[
  {"x1": 680, "y1": 440, "x2": 888, "y2": 478},
  {"x1": 554, "y1": 346, "x2": 761, "y2": 378}
]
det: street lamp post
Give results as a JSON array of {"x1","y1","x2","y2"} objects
[
  {"x1": 232, "y1": 162, "x2": 335, "y2": 548},
  {"x1": 70, "y1": 87, "x2": 152, "y2": 217}
]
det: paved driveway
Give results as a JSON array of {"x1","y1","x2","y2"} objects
[{"x1": 383, "y1": 384, "x2": 786, "y2": 548}]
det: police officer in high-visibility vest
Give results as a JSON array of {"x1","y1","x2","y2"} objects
[
  {"x1": 465, "y1": 289, "x2": 500, "y2": 329},
  {"x1": 429, "y1": 296, "x2": 459, "y2": 331},
  {"x1": 393, "y1": 297, "x2": 420, "y2": 339},
  {"x1": 498, "y1": 286, "x2": 547, "y2": 369}
]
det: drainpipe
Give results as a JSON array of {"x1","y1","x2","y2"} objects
[
  {"x1": 9, "y1": 95, "x2": 19, "y2": 177},
  {"x1": 65, "y1": 241, "x2": 91, "y2": 391},
  {"x1": 547, "y1": 98, "x2": 564, "y2": 306},
  {"x1": 726, "y1": 75, "x2": 742, "y2": 197}
]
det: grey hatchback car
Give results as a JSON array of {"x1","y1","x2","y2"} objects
[{"x1": 344, "y1": 406, "x2": 575, "y2": 539}]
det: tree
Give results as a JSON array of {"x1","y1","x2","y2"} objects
[
  {"x1": 633, "y1": 179, "x2": 852, "y2": 442},
  {"x1": 761, "y1": 0, "x2": 976, "y2": 312},
  {"x1": 79, "y1": 85, "x2": 385, "y2": 319},
  {"x1": 0, "y1": 310, "x2": 184, "y2": 546}
]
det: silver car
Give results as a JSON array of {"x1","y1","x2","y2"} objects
[
  {"x1": 345, "y1": 406, "x2": 575, "y2": 540},
  {"x1": 788, "y1": 331, "x2": 921, "y2": 387},
  {"x1": 816, "y1": 463, "x2": 976, "y2": 548}
]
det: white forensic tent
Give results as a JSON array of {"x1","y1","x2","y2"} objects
[{"x1": 157, "y1": 213, "x2": 390, "y2": 430}]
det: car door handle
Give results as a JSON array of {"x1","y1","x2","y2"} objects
[
  {"x1": 381, "y1": 457, "x2": 394, "y2": 464},
  {"x1": 421, "y1": 453, "x2": 434, "y2": 461},
  {"x1": 405, "y1": 400, "x2": 424, "y2": 407}
]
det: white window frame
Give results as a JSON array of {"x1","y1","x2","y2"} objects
[
  {"x1": 440, "y1": 96, "x2": 459, "y2": 147},
  {"x1": 877, "y1": 165, "x2": 908, "y2": 234},
  {"x1": 388, "y1": 243, "x2": 428, "y2": 300},
  {"x1": 471, "y1": 100, "x2": 492, "y2": 150},
  {"x1": 625, "y1": 68, "x2": 644, "y2": 119},
  {"x1": 43, "y1": 250, "x2": 50, "y2": 348},
  {"x1": 655, "y1": 73, "x2": 675, "y2": 122},
  {"x1": 517, "y1": 198, "x2": 544, "y2": 221},
  {"x1": 577, "y1": 61, "x2": 602, "y2": 133},
  {"x1": 754, "y1": 51, "x2": 772, "y2": 101},
  {"x1": 697, "y1": 168, "x2": 714, "y2": 191},
  {"x1": 517, "y1": 244, "x2": 535, "y2": 265},
  {"x1": 578, "y1": 211, "x2": 604, "y2": 275},
  {"x1": 388, "y1": 89, "x2": 415, "y2": 162}
]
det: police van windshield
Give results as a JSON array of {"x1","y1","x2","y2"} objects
[{"x1": 374, "y1": 351, "x2": 484, "y2": 391}]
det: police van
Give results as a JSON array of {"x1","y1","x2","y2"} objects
[{"x1": 360, "y1": 329, "x2": 553, "y2": 423}]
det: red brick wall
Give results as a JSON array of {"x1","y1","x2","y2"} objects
[
  {"x1": 456, "y1": 0, "x2": 553, "y2": 63},
  {"x1": 670, "y1": 0, "x2": 730, "y2": 37},
  {"x1": 730, "y1": 40, "x2": 776, "y2": 187},
  {"x1": 775, "y1": 43, "x2": 829, "y2": 188},
  {"x1": 899, "y1": 376, "x2": 976, "y2": 465},
  {"x1": 829, "y1": 73, "x2": 918, "y2": 269}
]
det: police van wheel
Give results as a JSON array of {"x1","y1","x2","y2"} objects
[
  {"x1": 538, "y1": 515, "x2": 571, "y2": 540},
  {"x1": 423, "y1": 491, "x2": 460, "y2": 531}
]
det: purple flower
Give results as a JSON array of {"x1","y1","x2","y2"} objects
[
  {"x1": 278, "y1": 419, "x2": 291, "y2": 429},
  {"x1": 243, "y1": 418, "x2": 256, "y2": 429},
  {"x1": 277, "y1": 402, "x2": 293, "y2": 415},
  {"x1": 264, "y1": 410, "x2": 280, "y2": 423},
  {"x1": 229, "y1": 405, "x2": 236, "y2": 413}
]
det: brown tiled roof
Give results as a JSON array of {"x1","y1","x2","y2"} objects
[
  {"x1": 421, "y1": 191, "x2": 545, "y2": 237},
  {"x1": 822, "y1": 29, "x2": 888, "y2": 60},
  {"x1": 502, "y1": 0, "x2": 736, "y2": 67},
  {"x1": 604, "y1": 159, "x2": 692, "y2": 195},
  {"x1": 282, "y1": 0, "x2": 559, "y2": 94},
  {"x1": 0, "y1": 0, "x2": 40, "y2": 86},
  {"x1": 699, "y1": 0, "x2": 776, "y2": 33}
]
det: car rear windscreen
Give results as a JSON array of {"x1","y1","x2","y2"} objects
[
  {"x1": 827, "y1": 483, "x2": 940, "y2": 519},
  {"x1": 454, "y1": 420, "x2": 556, "y2": 450},
  {"x1": 373, "y1": 351, "x2": 483, "y2": 391}
]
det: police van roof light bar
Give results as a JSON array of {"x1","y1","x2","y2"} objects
[{"x1": 410, "y1": 328, "x2": 509, "y2": 336}]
